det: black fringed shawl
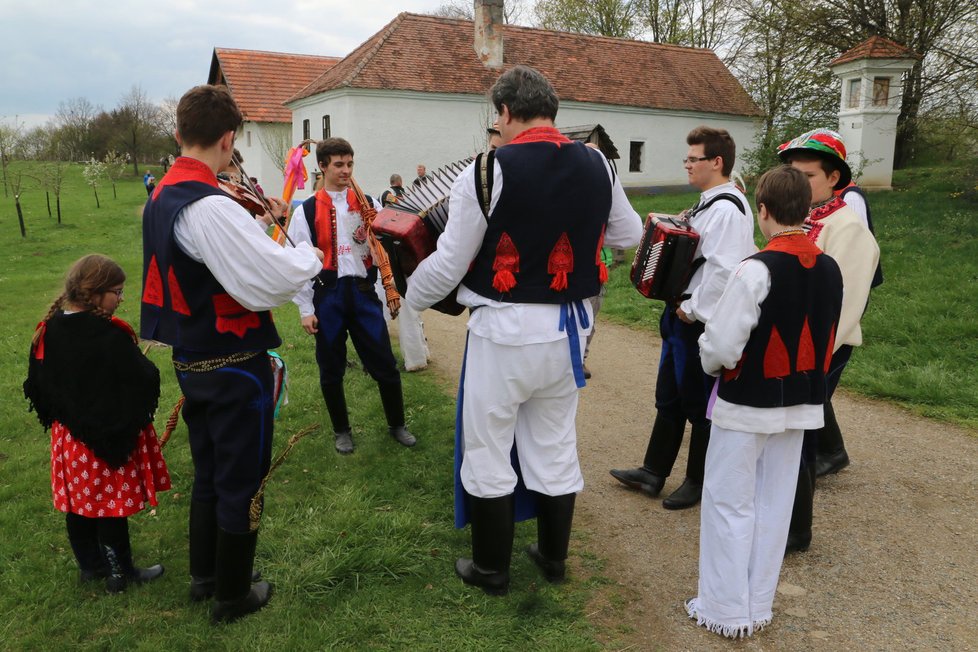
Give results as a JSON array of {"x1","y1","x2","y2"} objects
[{"x1": 24, "y1": 311, "x2": 160, "y2": 468}]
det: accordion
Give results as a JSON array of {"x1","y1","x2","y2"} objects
[
  {"x1": 371, "y1": 158, "x2": 472, "y2": 316},
  {"x1": 630, "y1": 214, "x2": 701, "y2": 302}
]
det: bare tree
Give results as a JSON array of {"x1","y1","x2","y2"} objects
[
  {"x1": 431, "y1": 0, "x2": 533, "y2": 24},
  {"x1": 54, "y1": 97, "x2": 99, "y2": 161},
  {"x1": 115, "y1": 85, "x2": 161, "y2": 176},
  {"x1": 638, "y1": 0, "x2": 735, "y2": 49},
  {"x1": 257, "y1": 125, "x2": 293, "y2": 176}
]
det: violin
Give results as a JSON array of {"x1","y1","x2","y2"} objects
[{"x1": 218, "y1": 176, "x2": 269, "y2": 219}]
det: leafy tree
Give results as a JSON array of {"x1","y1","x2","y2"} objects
[
  {"x1": 115, "y1": 85, "x2": 161, "y2": 176},
  {"x1": 535, "y1": 0, "x2": 641, "y2": 38},
  {"x1": 103, "y1": 150, "x2": 127, "y2": 199}
]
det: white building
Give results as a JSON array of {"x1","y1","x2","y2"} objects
[
  {"x1": 283, "y1": 12, "x2": 762, "y2": 198},
  {"x1": 207, "y1": 48, "x2": 341, "y2": 193}
]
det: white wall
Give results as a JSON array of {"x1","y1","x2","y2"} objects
[
  {"x1": 288, "y1": 89, "x2": 760, "y2": 198},
  {"x1": 234, "y1": 121, "x2": 290, "y2": 196}
]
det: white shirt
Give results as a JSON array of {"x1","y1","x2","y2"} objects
[
  {"x1": 406, "y1": 148, "x2": 643, "y2": 345},
  {"x1": 289, "y1": 191, "x2": 381, "y2": 318},
  {"x1": 840, "y1": 188, "x2": 870, "y2": 230},
  {"x1": 679, "y1": 182, "x2": 756, "y2": 324},
  {"x1": 172, "y1": 194, "x2": 322, "y2": 312},
  {"x1": 699, "y1": 258, "x2": 823, "y2": 434}
]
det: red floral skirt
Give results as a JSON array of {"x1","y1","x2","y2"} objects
[{"x1": 50, "y1": 421, "x2": 172, "y2": 518}]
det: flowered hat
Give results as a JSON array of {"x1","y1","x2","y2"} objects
[{"x1": 777, "y1": 128, "x2": 852, "y2": 190}]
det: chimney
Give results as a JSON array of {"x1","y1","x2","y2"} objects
[{"x1": 474, "y1": 0, "x2": 504, "y2": 69}]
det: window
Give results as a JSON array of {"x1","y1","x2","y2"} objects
[
  {"x1": 322, "y1": 115, "x2": 331, "y2": 139},
  {"x1": 302, "y1": 119, "x2": 310, "y2": 140},
  {"x1": 872, "y1": 77, "x2": 890, "y2": 107},
  {"x1": 847, "y1": 78, "x2": 861, "y2": 109},
  {"x1": 629, "y1": 141, "x2": 644, "y2": 173}
]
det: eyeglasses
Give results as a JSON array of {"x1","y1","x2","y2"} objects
[
  {"x1": 108, "y1": 289, "x2": 124, "y2": 298},
  {"x1": 682, "y1": 156, "x2": 714, "y2": 165}
]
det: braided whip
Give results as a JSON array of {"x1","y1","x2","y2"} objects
[
  {"x1": 159, "y1": 395, "x2": 185, "y2": 449},
  {"x1": 248, "y1": 423, "x2": 320, "y2": 532}
]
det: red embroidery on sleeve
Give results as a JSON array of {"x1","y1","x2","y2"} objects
[
  {"x1": 212, "y1": 294, "x2": 260, "y2": 338},
  {"x1": 548, "y1": 232, "x2": 574, "y2": 291},
  {"x1": 492, "y1": 232, "x2": 520, "y2": 293},
  {"x1": 596, "y1": 225, "x2": 608, "y2": 284},
  {"x1": 763, "y1": 326, "x2": 791, "y2": 378}
]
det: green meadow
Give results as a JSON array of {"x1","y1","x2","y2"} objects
[{"x1": 0, "y1": 159, "x2": 974, "y2": 649}]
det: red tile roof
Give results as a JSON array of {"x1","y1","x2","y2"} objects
[
  {"x1": 830, "y1": 36, "x2": 920, "y2": 67},
  {"x1": 288, "y1": 13, "x2": 761, "y2": 117},
  {"x1": 209, "y1": 48, "x2": 342, "y2": 123}
]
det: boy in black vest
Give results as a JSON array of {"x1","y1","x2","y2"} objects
[
  {"x1": 685, "y1": 165, "x2": 842, "y2": 638},
  {"x1": 141, "y1": 84, "x2": 323, "y2": 623}
]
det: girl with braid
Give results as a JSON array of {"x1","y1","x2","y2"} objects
[{"x1": 24, "y1": 254, "x2": 171, "y2": 593}]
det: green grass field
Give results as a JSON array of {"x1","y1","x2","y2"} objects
[{"x1": 0, "y1": 159, "x2": 974, "y2": 649}]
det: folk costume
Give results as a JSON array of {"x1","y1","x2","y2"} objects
[
  {"x1": 778, "y1": 129, "x2": 881, "y2": 552},
  {"x1": 290, "y1": 188, "x2": 415, "y2": 452},
  {"x1": 612, "y1": 182, "x2": 755, "y2": 508},
  {"x1": 406, "y1": 126, "x2": 643, "y2": 592},
  {"x1": 141, "y1": 155, "x2": 321, "y2": 621},
  {"x1": 687, "y1": 233, "x2": 843, "y2": 638},
  {"x1": 24, "y1": 310, "x2": 171, "y2": 591}
]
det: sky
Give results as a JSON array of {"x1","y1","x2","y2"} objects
[{"x1": 0, "y1": 0, "x2": 453, "y2": 129}]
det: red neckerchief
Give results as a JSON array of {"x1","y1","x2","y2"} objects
[
  {"x1": 805, "y1": 195, "x2": 847, "y2": 243},
  {"x1": 763, "y1": 233, "x2": 823, "y2": 268},
  {"x1": 508, "y1": 126, "x2": 573, "y2": 146},
  {"x1": 109, "y1": 316, "x2": 138, "y2": 343},
  {"x1": 153, "y1": 157, "x2": 218, "y2": 200},
  {"x1": 313, "y1": 188, "x2": 366, "y2": 271}
]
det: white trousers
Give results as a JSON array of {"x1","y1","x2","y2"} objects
[
  {"x1": 460, "y1": 332, "x2": 584, "y2": 498},
  {"x1": 376, "y1": 277, "x2": 429, "y2": 370},
  {"x1": 689, "y1": 424, "x2": 803, "y2": 638}
]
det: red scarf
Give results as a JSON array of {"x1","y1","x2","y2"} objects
[
  {"x1": 509, "y1": 126, "x2": 573, "y2": 146},
  {"x1": 313, "y1": 188, "x2": 368, "y2": 271}
]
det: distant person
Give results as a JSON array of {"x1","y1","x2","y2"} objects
[
  {"x1": 24, "y1": 254, "x2": 171, "y2": 593},
  {"x1": 144, "y1": 171, "x2": 156, "y2": 196},
  {"x1": 487, "y1": 124, "x2": 503, "y2": 151},
  {"x1": 160, "y1": 155, "x2": 170, "y2": 173},
  {"x1": 380, "y1": 174, "x2": 407, "y2": 207},
  {"x1": 412, "y1": 164, "x2": 432, "y2": 188},
  {"x1": 686, "y1": 165, "x2": 843, "y2": 639}
]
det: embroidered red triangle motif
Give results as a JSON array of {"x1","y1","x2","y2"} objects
[
  {"x1": 212, "y1": 293, "x2": 260, "y2": 339},
  {"x1": 797, "y1": 317, "x2": 815, "y2": 372},
  {"x1": 492, "y1": 232, "x2": 520, "y2": 293},
  {"x1": 763, "y1": 325, "x2": 791, "y2": 378},
  {"x1": 824, "y1": 324, "x2": 837, "y2": 373},
  {"x1": 548, "y1": 232, "x2": 574, "y2": 291},
  {"x1": 167, "y1": 267, "x2": 192, "y2": 316},
  {"x1": 142, "y1": 255, "x2": 164, "y2": 307}
]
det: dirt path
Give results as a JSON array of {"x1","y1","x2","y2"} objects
[{"x1": 396, "y1": 309, "x2": 978, "y2": 651}]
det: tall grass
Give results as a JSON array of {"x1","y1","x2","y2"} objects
[{"x1": 0, "y1": 163, "x2": 605, "y2": 650}]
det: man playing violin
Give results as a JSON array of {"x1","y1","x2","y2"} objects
[
  {"x1": 140, "y1": 84, "x2": 323, "y2": 625},
  {"x1": 289, "y1": 137, "x2": 418, "y2": 456}
]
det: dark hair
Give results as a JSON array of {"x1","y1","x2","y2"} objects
[
  {"x1": 490, "y1": 65, "x2": 559, "y2": 122},
  {"x1": 177, "y1": 85, "x2": 242, "y2": 148},
  {"x1": 780, "y1": 150, "x2": 838, "y2": 179},
  {"x1": 755, "y1": 165, "x2": 811, "y2": 226},
  {"x1": 316, "y1": 137, "x2": 354, "y2": 166},
  {"x1": 687, "y1": 126, "x2": 736, "y2": 177}
]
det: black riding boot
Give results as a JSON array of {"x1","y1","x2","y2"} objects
[
  {"x1": 189, "y1": 500, "x2": 218, "y2": 601},
  {"x1": 815, "y1": 402, "x2": 849, "y2": 476},
  {"x1": 787, "y1": 431, "x2": 816, "y2": 554},
  {"x1": 98, "y1": 517, "x2": 164, "y2": 593},
  {"x1": 378, "y1": 380, "x2": 416, "y2": 447},
  {"x1": 527, "y1": 493, "x2": 576, "y2": 583},
  {"x1": 662, "y1": 420, "x2": 709, "y2": 510},
  {"x1": 65, "y1": 513, "x2": 107, "y2": 582},
  {"x1": 321, "y1": 382, "x2": 354, "y2": 454},
  {"x1": 455, "y1": 494, "x2": 514, "y2": 596},
  {"x1": 211, "y1": 529, "x2": 272, "y2": 625},
  {"x1": 609, "y1": 412, "x2": 685, "y2": 497}
]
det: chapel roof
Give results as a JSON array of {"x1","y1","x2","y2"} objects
[{"x1": 829, "y1": 35, "x2": 920, "y2": 67}]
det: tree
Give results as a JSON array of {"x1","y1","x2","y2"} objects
[
  {"x1": 103, "y1": 150, "x2": 127, "y2": 199},
  {"x1": 0, "y1": 117, "x2": 23, "y2": 198},
  {"x1": 638, "y1": 0, "x2": 737, "y2": 49},
  {"x1": 9, "y1": 169, "x2": 28, "y2": 237},
  {"x1": 798, "y1": 0, "x2": 978, "y2": 167},
  {"x1": 431, "y1": 0, "x2": 533, "y2": 24},
  {"x1": 82, "y1": 158, "x2": 105, "y2": 208},
  {"x1": 535, "y1": 0, "x2": 641, "y2": 38},
  {"x1": 40, "y1": 151, "x2": 69, "y2": 224},
  {"x1": 115, "y1": 85, "x2": 161, "y2": 176},
  {"x1": 53, "y1": 97, "x2": 99, "y2": 161},
  {"x1": 258, "y1": 125, "x2": 293, "y2": 177}
]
